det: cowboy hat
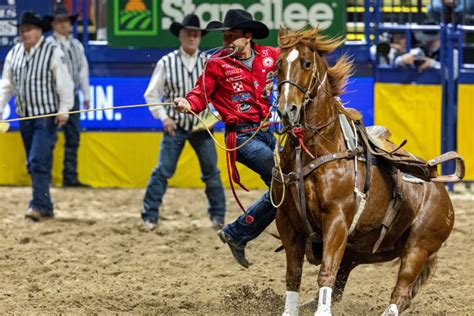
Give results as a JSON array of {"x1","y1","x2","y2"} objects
[
  {"x1": 205, "y1": 9, "x2": 269, "y2": 39},
  {"x1": 413, "y1": 28, "x2": 440, "y2": 43},
  {"x1": 12, "y1": 11, "x2": 51, "y2": 32},
  {"x1": 413, "y1": 20, "x2": 440, "y2": 43},
  {"x1": 45, "y1": 2, "x2": 79, "y2": 24},
  {"x1": 170, "y1": 14, "x2": 208, "y2": 37}
]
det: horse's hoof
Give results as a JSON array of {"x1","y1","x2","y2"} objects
[
  {"x1": 314, "y1": 305, "x2": 331, "y2": 316},
  {"x1": 381, "y1": 304, "x2": 399, "y2": 316}
]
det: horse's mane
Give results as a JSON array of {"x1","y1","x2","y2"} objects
[{"x1": 279, "y1": 27, "x2": 353, "y2": 96}]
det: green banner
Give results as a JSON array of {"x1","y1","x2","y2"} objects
[{"x1": 107, "y1": 0, "x2": 345, "y2": 48}]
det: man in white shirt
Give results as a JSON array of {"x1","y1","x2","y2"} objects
[
  {"x1": 0, "y1": 11, "x2": 74, "y2": 221},
  {"x1": 47, "y1": 2, "x2": 91, "y2": 187},
  {"x1": 141, "y1": 14, "x2": 226, "y2": 230}
]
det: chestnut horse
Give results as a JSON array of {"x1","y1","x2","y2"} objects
[{"x1": 273, "y1": 27, "x2": 455, "y2": 315}]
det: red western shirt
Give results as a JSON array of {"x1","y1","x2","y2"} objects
[{"x1": 186, "y1": 43, "x2": 279, "y2": 125}]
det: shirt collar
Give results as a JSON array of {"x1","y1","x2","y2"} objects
[
  {"x1": 53, "y1": 31, "x2": 71, "y2": 43},
  {"x1": 180, "y1": 46, "x2": 199, "y2": 59},
  {"x1": 25, "y1": 35, "x2": 44, "y2": 56}
]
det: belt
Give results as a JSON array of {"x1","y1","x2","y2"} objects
[{"x1": 225, "y1": 122, "x2": 263, "y2": 133}]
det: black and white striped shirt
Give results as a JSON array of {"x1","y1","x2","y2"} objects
[
  {"x1": 0, "y1": 36, "x2": 74, "y2": 118},
  {"x1": 144, "y1": 48, "x2": 211, "y2": 131},
  {"x1": 46, "y1": 33, "x2": 90, "y2": 97}
]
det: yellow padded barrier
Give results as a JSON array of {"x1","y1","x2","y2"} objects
[
  {"x1": 0, "y1": 132, "x2": 267, "y2": 189},
  {"x1": 374, "y1": 83, "x2": 442, "y2": 160},
  {"x1": 458, "y1": 84, "x2": 474, "y2": 181}
]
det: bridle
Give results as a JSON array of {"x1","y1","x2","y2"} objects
[{"x1": 277, "y1": 49, "x2": 328, "y2": 114}]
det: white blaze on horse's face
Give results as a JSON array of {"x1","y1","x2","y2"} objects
[
  {"x1": 278, "y1": 48, "x2": 302, "y2": 126},
  {"x1": 283, "y1": 48, "x2": 299, "y2": 101}
]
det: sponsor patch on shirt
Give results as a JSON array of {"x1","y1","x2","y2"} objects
[
  {"x1": 266, "y1": 71, "x2": 275, "y2": 80},
  {"x1": 231, "y1": 92, "x2": 251, "y2": 103},
  {"x1": 238, "y1": 102, "x2": 252, "y2": 112},
  {"x1": 232, "y1": 81, "x2": 244, "y2": 92},
  {"x1": 263, "y1": 57, "x2": 274, "y2": 68},
  {"x1": 226, "y1": 75, "x2": 245, "y2": 82},
  {"x1": 225, "y1": 69, "x2": 243, "y2": 76}
]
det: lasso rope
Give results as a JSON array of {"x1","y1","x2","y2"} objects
[
  {"x1": 0, "y1": 46, "x2": 289, "y2": 213},
  {"x1": 0, "y1": 102, "x2": 175, "y2": 125}
]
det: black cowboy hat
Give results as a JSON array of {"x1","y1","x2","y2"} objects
[
  {"x1": 413, "y1": 20, "x2": 440, "y2": 43},
  {"x1": 205, "y1": 9, "x2": 269, "y2": 39},
  {"x1": 12, "y1": 11, "x2": 51, "y2": 32},
  {"x1": 170, "y1": 14, "x2": 207, "y2": 37},
  {"x1": 45, "y1": 2, "x2": 79, "y2": 24}
]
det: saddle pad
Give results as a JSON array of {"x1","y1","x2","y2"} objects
[
  {"x1": 402, "y1": 173, "x2": 426, "y2": 184},
  {"x1": 339, "y1": 114, "x2": 357, "y2": 150}
]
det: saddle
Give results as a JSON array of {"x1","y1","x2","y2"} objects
[{"x1": 354, "y1": 116, "x2": 465, "y2": 183}]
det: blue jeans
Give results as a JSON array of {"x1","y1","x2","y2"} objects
[
  {"x1": 142, "y1": 128, "x2": 226, "y2": 223},
  {"x1": 19, "y1": 117, "x2": 57, "y2": 215},
  {"x1": 62, "y1": 96, "x2": 81, "y2": 184},
  {"x1": 224, "y1": 125, "x2": 277, "y2": 247}
]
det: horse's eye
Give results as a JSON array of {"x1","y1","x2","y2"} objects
[{"x1": 301, "y1": 59, "x2": 312, "y2": 69}]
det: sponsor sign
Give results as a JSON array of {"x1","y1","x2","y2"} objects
[
  {"x1": 0, "y1": 0, "x2": 17, "y2": 46},
  {"x1": 108, "y1": 0, "x2": 159, "y2": 47},
  {"x1": 2, "y1": 76, "x2": 372, "y2": 131},
  {"x1": 108, "y1": 0, "x2": 345, "y2": 48}
]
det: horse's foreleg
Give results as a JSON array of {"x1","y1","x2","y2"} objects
[
  {"x1": 276, "y1": 210, "x2": 305, "y2": 316},
  {"x1": 315, "y1": 210, "x2": 348, "y2": 316},
  {"x1": 383, "y1": 247, "x2": 429, "y2": 315},
  {"x1": 333, "y1": 258, "x2": 357, "y2": 302}
]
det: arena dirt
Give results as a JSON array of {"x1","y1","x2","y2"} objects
[{"x1": 0, "y1": 187, "x2": 472, "y2": 314}]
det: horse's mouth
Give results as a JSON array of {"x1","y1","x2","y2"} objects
[{"x1": 277, "y1": 107, "x2": 297, "y2": 129}]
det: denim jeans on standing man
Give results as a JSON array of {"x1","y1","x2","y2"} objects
[
  {"x1": 142, "y1": 128, "x2": 226, "y2": 224},
  {"x1": 223, "y1": 124, "x2": 277, "y2": 248},
  {"x1": 19, "y1": 117, "x2": 57, "y2": 215},
  {"x1": 62, "y1": 96, "x2": 81, "y2": 185}
]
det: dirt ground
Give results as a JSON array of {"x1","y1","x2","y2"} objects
[{"x1": 0, "y1": 186, "x2": 472, "y2": 315}]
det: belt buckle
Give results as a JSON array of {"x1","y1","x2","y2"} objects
[{"x1": 260, "y1": 118, "x2": 270, "y2": 132}]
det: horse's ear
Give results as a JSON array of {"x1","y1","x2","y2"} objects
[{"x1": 278, "y1": 25, "x2": 287, "y2": 41}]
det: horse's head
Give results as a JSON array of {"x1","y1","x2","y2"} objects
[{"x1": 276, "y1": 27, "x2": 351, "y2": 128}]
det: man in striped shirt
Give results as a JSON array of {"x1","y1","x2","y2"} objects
[
  {"x1": 0, "y1": 11, "x2": 74, "y2": 221},
  {"x1": 141, "y1": 14, "x2": 226, "y2": 230},
  {"x1": 47, "y1": 2, "x2": 90, "y2": 187}
]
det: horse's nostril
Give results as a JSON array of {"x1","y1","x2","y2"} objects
[{"x1": 289, "y1": 105, "x2": 298, "y2": 118}]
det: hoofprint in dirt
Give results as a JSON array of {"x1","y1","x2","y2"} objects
[{"x1": 0, "y1": 187, "x2": 472, "y2": 314}]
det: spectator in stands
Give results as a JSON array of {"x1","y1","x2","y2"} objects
[
  {"x1": 394, "y1": 27, "x2": 441, "y2": 71},
  {"x1": 395, "y1": 24, "x2": 459, "y2": 77},
  {"x1": 372, "y1": 31, "x2": 407, "y2": 66},
  {"x1": 0, "y1": 11, "x2": 74, "y2": 221},
  {"x1": 95, "y1": 0, "x2": 107, "y2": 41},
  {"x1": 426, "y1": 0, "x2": 464, "y2": 24},
  {"x1": 174, "y1": 9, "x2": 279, "y2": 268},
  {"x1": 47, "y1": 2, "x2": 91, "y2": 187},
  {"x1": 141, "y1": 14, "x2": 226, "y2": 230}
]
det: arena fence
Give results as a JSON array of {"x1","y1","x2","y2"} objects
[{"x1": 0, "y1": 0, "x2": 471, "y2": 187}]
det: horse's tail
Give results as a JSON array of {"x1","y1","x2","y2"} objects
[{"x1": 411, "y1": 253, "x2": 438, "y2": 298}]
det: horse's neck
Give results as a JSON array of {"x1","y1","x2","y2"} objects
[{"x1": 305, "y1": 96, "x2": 346, "y2": 154}]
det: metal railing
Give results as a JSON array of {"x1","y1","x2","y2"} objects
[{"x1": 346, "y1": 0, "x2": 430, "y2": 42}]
